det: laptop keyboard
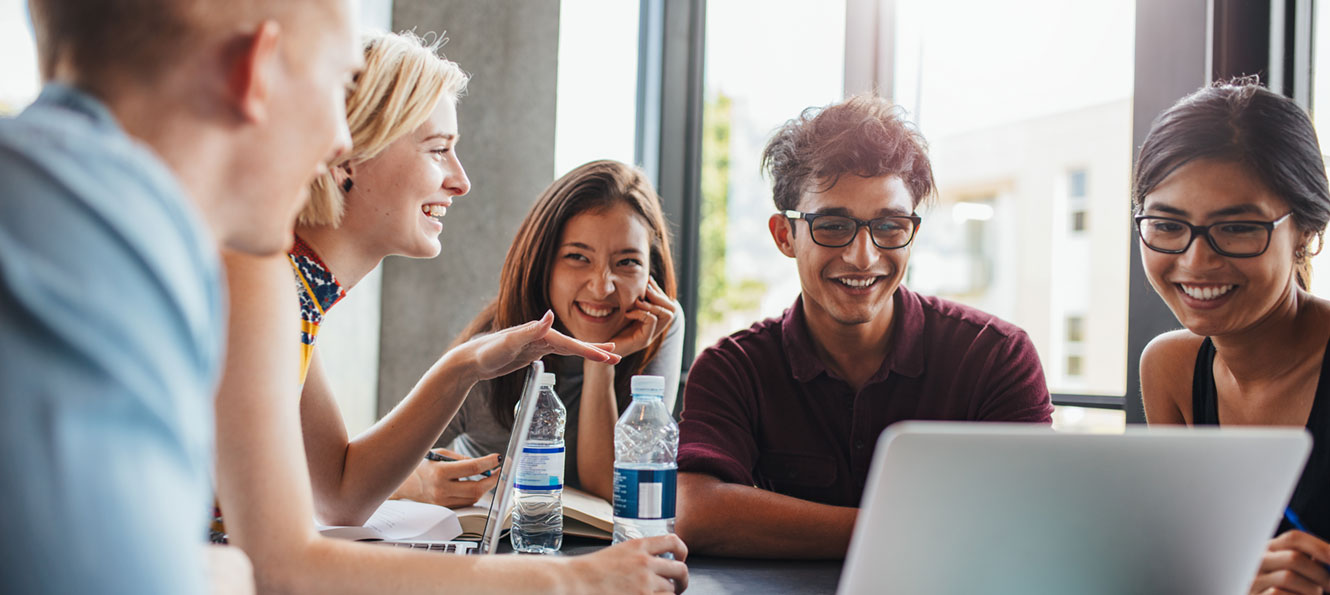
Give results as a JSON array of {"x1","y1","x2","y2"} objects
[{"x1": 372, "y1": 541, "x2": 479, "y2": 555}]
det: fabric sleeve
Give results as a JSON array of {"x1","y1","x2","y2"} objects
[
  {"x1": 677, "y1": 340, "x2": 762, "y2": 486},
  {"x1": 643, "y1": 305, "x2": 686, "y2": 412},
  {"x1": 974, "y1": 328, "x2": 1055, "y2": 423},
  {"x1": 0, "y1": 147, "x2": 215, "y2": 593}
]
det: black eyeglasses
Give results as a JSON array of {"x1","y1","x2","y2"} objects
[
  {"x1": 1134, "y1": 212, "x2": 1293, "y2": 258},
  {"x1": 783, "y1": 210, "x2": 922, "y2": 250}
]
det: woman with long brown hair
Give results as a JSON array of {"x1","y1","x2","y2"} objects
[{"x1": 396, "y1": 159, "x2": 682, "y2": 502}]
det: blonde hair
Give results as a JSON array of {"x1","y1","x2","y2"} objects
[{"x1": 300, "y1": 31, "x2": 470, "y2": 227}]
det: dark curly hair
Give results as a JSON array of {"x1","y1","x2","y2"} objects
[{"x1": 761, "y1": 94, "x2": 935, "y2": 211}]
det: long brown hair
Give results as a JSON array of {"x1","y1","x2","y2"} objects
[{"x1": 453, "y1": 160, "x2": 678, "y2": 428}]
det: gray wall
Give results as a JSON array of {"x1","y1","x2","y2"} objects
[{"x1": 378, "y1": 0, "x2": 561, "y2": 416}]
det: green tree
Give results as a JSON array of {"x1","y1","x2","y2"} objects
[{"x1": 698, "y1": 92, "x2": 767, "y2": 339}]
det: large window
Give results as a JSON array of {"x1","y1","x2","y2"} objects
[
  {"x1": 694, "y1": 0, "x2": 847, "y2": 352},
  {"x1": 554, "y1": 0, "x2": 640, "y2": 177},
  {"x1": 895, "y1": 0, "x2": 1133, "y2": 408}
]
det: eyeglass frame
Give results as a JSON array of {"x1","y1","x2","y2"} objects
[
  {"x1": 782, "y1": 209, "x2": 923, "y2": 250},
  {"x1": 1132, "y1": 212, "x2": 1293, "y2": 258}
]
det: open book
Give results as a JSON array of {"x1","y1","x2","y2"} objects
[
  {"x1": 454, "y1": 485, "x2": 614, "y2": 541},
  {"x1": 318, "y1": 499, "x2": 463, "y2": 543}
]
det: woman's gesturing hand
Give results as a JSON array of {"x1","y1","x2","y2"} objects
[{"x1": 459, "y1": 310, "x2": 621, "y2": 383}]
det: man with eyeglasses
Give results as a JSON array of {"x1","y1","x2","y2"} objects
[{"x1": 673, "y1": 95, "x2": 1054, "y2": 559}]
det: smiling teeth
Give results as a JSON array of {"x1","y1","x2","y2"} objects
[
  {"x1": 578, "y1": 304, "x2": 613, "y2": 317},
  {"x1": 1180, "y1": 284, "x2": 1236, "y2": 301},
  {"x1": 423, "y1": 205, "x2": 447, "y2": 217},
  {"x1": 838, "y1": 278, "x2": 877, "y2": 288}
]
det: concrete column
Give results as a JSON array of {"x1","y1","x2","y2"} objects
[{"x1": 378, "y1": 0, "x2": 561, "y2": 416}]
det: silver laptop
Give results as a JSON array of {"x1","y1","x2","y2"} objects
[
  {"x1": 838, "y1": 422, "x2": 1311, "y2": 595},
  {"x1": 376, "y1": 360, "x2": 543, "y2": 555}
]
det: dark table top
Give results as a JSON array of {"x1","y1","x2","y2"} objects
[{"x1": 498, "y1": 535, "x2": 844, "y2": 594}]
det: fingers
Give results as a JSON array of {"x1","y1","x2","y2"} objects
[
  {"x1": 1256, "y1": 533, "x2": 1330, "y2": 595},
  {"x1": 1273, "y1": 531, "x2": 1330, "y2": 566},
  {"x1": 646, "y1": 555, "x2": 689, "y2": 593},
  {"x1": 1258, "y1": 549, "x2": 1330, "y2": 592},
  {"x1": 539, "y1": 327, "x2": 621, "y2": 363},
  {"x1": 435, "y1": 453, "x2": 501, "y2": 480},
  {"x1": 1252, "y1": 567, "x2": 1323, "y2": 595},
  {"x1": 431, "y1": 447, "x2": 465, "y2": 459},
  {"x1": 639, "y1": 534, "x2": 689, "y2": 562}
]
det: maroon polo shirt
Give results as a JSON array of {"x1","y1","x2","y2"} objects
[{"x1": 677, "y1": 285, "x2": 1053, "y2": 507}]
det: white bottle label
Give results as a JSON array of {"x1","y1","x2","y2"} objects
[{"x1": 515, "y1": 444, "x2": 565, "y2": 490}]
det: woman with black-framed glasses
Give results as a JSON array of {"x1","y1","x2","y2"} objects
[{"x1": 1135, "y1": 78, "x2": 1330, "y2": 595}]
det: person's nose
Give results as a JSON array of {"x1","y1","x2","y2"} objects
[
  {"x1": 586, "y1": 264, "x2": 615, "y2": 299},
  {"x1": 841, "y1": 225, "x2": 881, "y2": 270},
  {"x1": 444, "y1": 154, "x2": 471, "y2": 197},
  {"x1": 1177, "y1": 231, "x2": 1226, "y2": 271}
]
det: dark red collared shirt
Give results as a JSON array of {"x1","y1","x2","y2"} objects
[{"x1": 678, "y1": 285, "x2": 1053, "y2": 507}]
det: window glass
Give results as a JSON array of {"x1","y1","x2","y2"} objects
[
  {"x1": 895, "y1": 0, "x2": 1134, "y2": 408},
  {"x1": 695, "y1": 0, "x2": 847, "y2": 352},
  {"x1": 554, "y1": 0, "x2": 640, "y2": 177},
  {"x1": 0, "y1": 0, "x2": 38, "y2": 114},
  {"x1": 1308, "y1": 5, "x2": 1330, "y2": 298}
]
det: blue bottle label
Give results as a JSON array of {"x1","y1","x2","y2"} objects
[
  {"x1": 515, "y1": 445, "x2": 564, "y2": 490},
  {"x1": 612, "y1": 467, "x2": 676, "y2": 519}
]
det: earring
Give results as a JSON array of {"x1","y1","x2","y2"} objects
[
  {"x1": 1296, "y1": 247, "x2": 1307, "y2": 263},
  {"x1": 342, "y1": 178, "x2": 354, "y2": 193}
]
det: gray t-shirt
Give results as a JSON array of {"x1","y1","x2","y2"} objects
[{"x1": 439, "y1": 309, "x2": 685, "y2": 490}]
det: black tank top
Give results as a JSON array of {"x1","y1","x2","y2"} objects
[{"x1": 1193, "y1": 337, "x2": 1330, "y2": 536}]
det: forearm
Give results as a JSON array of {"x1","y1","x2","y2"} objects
[
  {"x1": 326, "y1": 349, "x2": 479, "y2": 523},
  {"x1": 577, "y1": 360, "x2": 618, "y2": 499},
  {"x1": 247, "y1": 533, "x2": 573, "y2": 595},
  {"x1": 675, "y1": 472, "x2": 857, "y2": 559}
]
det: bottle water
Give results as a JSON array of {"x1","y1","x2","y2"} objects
[
  {"x1": 512, "y1": 372, "x2": 566, "y2": 554},
  {"x1": 612, "y1": 375, "x2": 678, "y2": 554}
]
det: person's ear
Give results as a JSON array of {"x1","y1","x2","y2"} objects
[
  {"x1": 332, "y1": 162, "x2": 354, "y2": 191},
  {"x1": 226, "y1": 21, "x2": 282, "y2": 123},
  {"x1": 769, "y1": 213, "x2": 796, "y2": 258}
]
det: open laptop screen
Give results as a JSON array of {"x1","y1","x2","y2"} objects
[{"x1": 477, "y1": 360, "x2": 544, "y2": 554}]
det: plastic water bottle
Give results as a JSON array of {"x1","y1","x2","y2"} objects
[
  {"x1": 512, "y1": 372, "x2": 566, "y2": 553},
  {"x1": 612, "y1": 375, "x2": 678, "y2": 552}
]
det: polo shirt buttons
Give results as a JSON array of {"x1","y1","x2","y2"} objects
[{"x1": 855, "y1": 440, "x2": 866, "y2": 449}]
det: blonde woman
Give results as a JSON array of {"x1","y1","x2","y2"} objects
[{"x1": 215, "y1": 31, "x2": 688, "y2": 594}]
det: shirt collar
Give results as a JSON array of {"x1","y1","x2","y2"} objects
[
  {"x1": 781, "y1": 285, "x2": 927, "y2": 385},
  {"x1": 30, "y1": 82, "x2": 119, "y2": 132}
]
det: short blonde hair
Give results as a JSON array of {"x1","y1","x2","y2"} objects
[{"x1": 300, "y1": 31, "x2": 470, "y2": 227}]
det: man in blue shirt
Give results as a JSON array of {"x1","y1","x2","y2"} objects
[{"x1": 0, "y1": 0, "x2": 361, "y2": 592}]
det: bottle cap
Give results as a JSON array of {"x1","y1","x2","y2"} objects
[
  {"x1": 539, "y1": 372, "x2": 556, "y2": 387},
  {"x1": 630, "y1": 374, "x2": 665, "y2": 397}
]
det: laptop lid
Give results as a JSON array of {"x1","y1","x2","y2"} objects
[
  {"x1": 476, "y1": 360, "x2": 543, "y2": 555},
  {"x1": 838, "y1": 422, "x2": 1311, "y2": 595}
]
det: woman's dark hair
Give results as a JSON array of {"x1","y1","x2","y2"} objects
[
  {"x1": 452, "y1": 160, "x2": 678, "y2": 429},
  {"x1": 1132, "y1": 77, "x2": 1330, "y2": 288}
]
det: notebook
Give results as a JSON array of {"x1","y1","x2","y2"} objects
[
  {"x1": 453, "y1": 484, "x2": 614, "y2": 540},
  {"x1": 838, "y1": 421, "x2": 1311, "y2": 595}
]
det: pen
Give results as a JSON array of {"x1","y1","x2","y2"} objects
[
  {"x1": 424, "y1": 451, "x2": 496, "y2": 477},
  {"x1": 1283, "y1": 507, "x2": 1330, "y2": 571}
]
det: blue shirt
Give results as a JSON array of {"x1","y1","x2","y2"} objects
[{"x1": 0, "y1": 84, "x2": 224, "y2": 594}]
